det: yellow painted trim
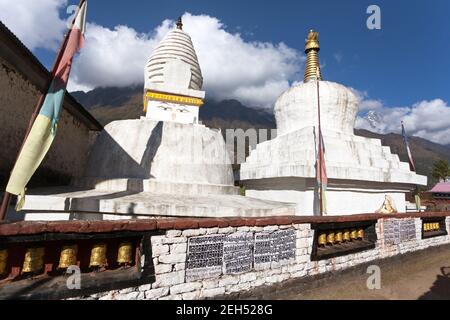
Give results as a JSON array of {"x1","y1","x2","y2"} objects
[
  {"x1": 144, "y1": 91, "x2": 204, "y2": 107},
  {"x1": 143, "y1": 95, "x2": 148, "y2": 113}
]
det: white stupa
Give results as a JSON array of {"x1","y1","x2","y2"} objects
[
  {"x1": 22, "y1": 18, "x2": 295, "y2": 220},
  {"x1": 240, "y1": 30, "x2": 427, "y2": 216},
  {"x1": 143, "y1": 17, "x2": 205, "y2": 124}
]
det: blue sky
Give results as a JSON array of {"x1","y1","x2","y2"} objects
[{"x1": 1, "y1": 0, "x2": 450, "y2": 143}]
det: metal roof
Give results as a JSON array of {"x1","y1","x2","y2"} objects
[{"x1": 429, "y1": 182, "x2": 450, "y2": 194}]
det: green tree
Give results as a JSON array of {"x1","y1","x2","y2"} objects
[{"x1": 432, "y1": 159, "x2": 450, "y2": 182}]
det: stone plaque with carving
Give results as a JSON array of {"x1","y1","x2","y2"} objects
[
  {"x1": 273, "y1": 229, "x2": 296, "y2": 262},
  {"x1": 384, "y1": 219, "x2": 416, "y2": 245},
  {"x1": 399, "y1": 219, "x2": 416, "y2": 242},
  {"x1": 186, "y1": 234, "x2": 225, "y2": 281},
  {"x1": 223, "y1": 232, "x2": 254, "y2": 275},
  {"x1": 254, "y1": 229, "x2": 296, "y2": 270}
]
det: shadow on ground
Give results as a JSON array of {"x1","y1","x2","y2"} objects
[{"x1": 419, "y1": 267, "x2": 450, "y2": 300}]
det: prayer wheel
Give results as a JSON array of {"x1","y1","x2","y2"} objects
[
  {"x1": 117, "y1": 242, "x2": 133, "y2": 265},
  {"x1": 89, "y1": 243, "x2": 107, "y2": 268},
  {"x1": 350, "y1": 230, "x2": 358, "y2": 240},
  {"x1": 335, "y1": 231, "x2": 343, "y2": 244},
  {"x1": 58, "y1": 245, "x2": 78, "y2": 269},
  {"x1": 357, "y1": 229, "x2": 365, "y2": 240},
  {"x1": 0, "y1": 249, "x2": 8, "y2": 275},
  {"x1": 22, "y1": 247, "x2": 45, "y2": 274},
  {"x1": 343, "y1": 230, "x2": 351, "y2": 242},
  {"x1": 318, "y1": 233, "x2": 327, "y2": 247},
  {"x1": 327, "y1": 232, "x2": 335, "y2": 245}
]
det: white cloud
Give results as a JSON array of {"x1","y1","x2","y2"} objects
[
  {"x1": 68, "y1": 21, "x2": 170, "y2": 90},
  {"x1": 69, "y1": 13, "x2": 304, "y2": 108},
  {"x1": 181, "y1": 14, "x2": 303, "y2": 108},
  {"x1": 356, "y1": 98, "x2": 450, "y2": 145},
  {"x1": 1, "y1": 2, "x2": 303, "y2": 108},
  {"x1": 350, "y1": 88, "x2": 384, "y2": 111},
  {"x1": 0, "y1": 0, "x2": 68, "y2": 51}
]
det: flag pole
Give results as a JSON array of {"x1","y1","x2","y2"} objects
[
  {"x1": 0, "y1": 0, "x2": 86, "y2": 221},
  {"x1": 316, "y1": 71, "x2": 323, "y2": 216},
  {"x1": 402, "y1": 120, "x2": 421, "y2": 212}
]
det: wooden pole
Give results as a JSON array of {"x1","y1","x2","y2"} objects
[
  {"x1": 0, "y1": 0, "x2": 86, "y2": 221},
  {"x1": 316, "y1": 77, "x2": 323, "y2": 216}
]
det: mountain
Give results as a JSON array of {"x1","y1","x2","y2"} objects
[
  {"x1": 71, "y1": 86, "x2": 276, "y2": 131},
  {"x1": 71, "y1": 86, "x2": 142, "y2": 109},
  {"x1": 71, "y1": 86, "x2": 450, "y2": 186}
]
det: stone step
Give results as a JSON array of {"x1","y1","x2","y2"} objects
[
  {"x1": 240, "y1": 163, "x2": 427, "y2": 185},
  {"x1": 22, "y1": 187, "x2": 296, "y2": 219},
  {"x1": 72, "y1": 178, "x2": 240, "y2": 196}
]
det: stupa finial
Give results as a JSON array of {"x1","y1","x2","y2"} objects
[
  {"x1": 304, "y1": 29, "x2": 322, "y2": 82},
  {"x1": 176, "y1": 16, "x2": 183, "y2": 30}
]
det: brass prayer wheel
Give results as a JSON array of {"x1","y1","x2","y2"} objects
[
  {"x1": 89, "y1": 243, "x2": 107, "y2": 268},
  {"x1": 343, "y1": 230, "x2": 351, "y2": 242},
  {"x1": 0, "y1": 249, "x2": 8, "y2": 275},
  {"x1": 117, "y1": 242, "x2": 133, "y2": 265},
  {"x1": 22, "y1": 247, "x2": 45, "y2": 274},
  {"x1": 423, "y1": 223, "x2": 428, "y2": 231},
  {"x1": 335, "y1": 231, "x2": 343, "y2": 243},
  {"x1": 327, "y1": 232, "x2": 335, "y2": 245},
  {"x1": 434, "y1": 223, "x2": 440, "y2": 231},
  {"x1": 357, "y1": 229, "x2": 365, "y2": 240},
  {"x1": 318, "y1": 233, "x2": 327, "y2": 247},
  {"x1": 350, "y1": 230, "x2": 358, "y2": 240},
  {"x1": 58, "y1": 245, "x2": 78, "y2": 269}
]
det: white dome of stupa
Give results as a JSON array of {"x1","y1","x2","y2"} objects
[
  {"x1": 144, "y1": 18, "x2": 203, "y2": 91},
  {"x1": 273, "y1": 30, "x2": 359, "y2": 135},
  {"x1": 274, "y1": 81, "x2": 359, "y2": 135}
]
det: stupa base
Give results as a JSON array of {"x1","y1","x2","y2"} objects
[
  {"x1": 243, "y1": 177, "x2": 414, "y2": 216},
  {"x1": 21, "y1": 186, "x2": 296, "y2": 221}
]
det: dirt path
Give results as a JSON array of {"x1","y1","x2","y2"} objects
[{"x1": 282, "y1": 249, "x2": 450, "y2": 300}]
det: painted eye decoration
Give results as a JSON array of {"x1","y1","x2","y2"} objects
[{"x1": 157, "y1": 105, "x2": 170, "y2": 111}]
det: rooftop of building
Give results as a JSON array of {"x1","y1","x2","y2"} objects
[
  {"x1": 429, "y1": 182, "x2": 450, "y2": 193},
  {"x1": 0, "y1": 21, "x2": 102, "y2": 131}
]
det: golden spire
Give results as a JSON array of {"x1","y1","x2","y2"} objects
[{"x1": 304, "y1": 30, "x2": 323, "y2": 82}]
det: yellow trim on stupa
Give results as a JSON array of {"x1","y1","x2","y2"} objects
[{"x1": 143, "y1": 90, "x2": 204, "y2": 112}]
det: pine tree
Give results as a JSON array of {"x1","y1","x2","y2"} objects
[{"x1": 432, "y1": 159, "x2": 450, "y2": 182}]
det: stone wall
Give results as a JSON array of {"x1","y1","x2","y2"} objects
[
  {"x1": 0, "y1": 59, "x2": 94, "y2": 188},
  {"x1": 87, "y1": 215, "x2": 450, "y2": 300}
]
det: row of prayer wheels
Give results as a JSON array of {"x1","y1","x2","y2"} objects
[
  {"x1": 0, "y1": 242, "x2": 134, "y2": 275},
  {"x1": 318, "y1": 229, "x2": 365, "y2": 247},
  {"x1": 423, "y1": 222, "x2": 440, "y2": 232}
]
